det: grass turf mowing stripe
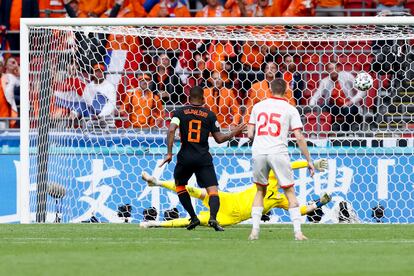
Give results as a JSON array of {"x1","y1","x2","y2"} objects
[{"x1": 0, "y1": 224, "x2": 413, "y2": 276}]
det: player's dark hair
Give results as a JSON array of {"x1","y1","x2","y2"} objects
[
  {"x1": 189, "y1": 86, "x2": 204, "y2": 103},
  {"x1": 270, "y1": 78, "x2": 287, "y2": 96}
]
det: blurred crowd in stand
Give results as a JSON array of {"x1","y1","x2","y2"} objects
[{"x1": 1, "y1": 0, "x2": 413, "y2": 134}]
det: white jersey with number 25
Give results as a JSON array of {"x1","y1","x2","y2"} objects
[{"x1": 249, "y1": 96, "x2": 303, "y2": 155}]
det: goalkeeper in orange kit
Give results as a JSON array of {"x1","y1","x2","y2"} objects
[{"x1": 140, "y1": 159, "x2": 331, "y2": 228}]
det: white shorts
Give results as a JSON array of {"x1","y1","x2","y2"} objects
[{"x1": 252, "y1": 153, "x2": 294, "y2": 188}]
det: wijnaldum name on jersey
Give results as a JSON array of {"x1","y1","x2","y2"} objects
[{"x1": 183, "y1": 108, "x2": 208, "y2": 118}]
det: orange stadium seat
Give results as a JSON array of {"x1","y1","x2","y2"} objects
[
  {"x1": 405, "y1": 0, "x2": 414, "y2": 15},
  {"x1": 344, "y1": 0, "x2": 374, "y2": 16},
  {"x1": 38, "y1": 0, "x2": 65, "y2": 18}
]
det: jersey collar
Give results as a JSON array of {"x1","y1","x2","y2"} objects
[{"x1": 270, "y1": 96, "x2": 288, "y2": 102}]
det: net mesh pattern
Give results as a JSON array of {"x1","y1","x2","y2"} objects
[{"x1": 26, "y1": 24, "x2": 414, "y2": 223}]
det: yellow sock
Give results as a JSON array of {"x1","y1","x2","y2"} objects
[
  {"x1": 186, "y1": 186, "x2": 204, "y2": 199},
  {"x1": 159, "y1": 218, "x2": 191, "y2": 228},
  {"x1": 159, "y1": 181, "x2": 176, "y2": 192},
  {"x1": 159, "y1": 181, "x2": 204, "y2": 199},
  {"x1": 300, "y1": 205, "x2": 308, "y2": 216},
  {"x1": 159, "y1": 212, "x2": 210, "y2": 228}
]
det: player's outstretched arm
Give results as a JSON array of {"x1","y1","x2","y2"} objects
[
  {"x1": 290, "y1": 159, "x2": 328, "y2": 172},
  {"x1": 159, "y1": 122, "x2": 179, "y2": 167},
  {"x1": 292, "y1": 129, "x2": 315, "y2": 177},
  {"x1": 290, "y1": 160, "x2": 308, "y2": 170},
  {"x1": 212, "y1": 123, "x2": 247, "y2": 144}
]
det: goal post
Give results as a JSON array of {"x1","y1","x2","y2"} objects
[
  {"x1": 19, "y1": 17, "x2": 414, "y2": 224},
  {"x1": 19, "y1": 21, "x2": 30, "y2": 223}
]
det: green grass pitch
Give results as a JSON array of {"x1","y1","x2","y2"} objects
[{"x1": 1, "y1": 224, "x2": 414, "y2": 276}]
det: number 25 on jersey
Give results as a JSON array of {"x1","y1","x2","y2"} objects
[{"x1": 257, "y1": 112, "x2": 281, "y2": 137}]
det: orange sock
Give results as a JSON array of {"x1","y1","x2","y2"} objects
[{"x1": 176, "y1": 185, "x2": 187, "y2": 195}]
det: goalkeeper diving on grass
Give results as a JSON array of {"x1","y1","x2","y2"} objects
[{"x1": 140, "y1": 159, "x2": 331, "y2": 228}]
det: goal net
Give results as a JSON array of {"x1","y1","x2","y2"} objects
[{"x1": 20, "y1": 18, "x2": 414, "y2": 224}]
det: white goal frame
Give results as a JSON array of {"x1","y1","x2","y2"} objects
[{"x1": 19, "y1": 16, "x2": 414, "y2": 223}]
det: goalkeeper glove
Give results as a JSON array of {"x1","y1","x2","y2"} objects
[{"x1": 314, "y1": 158, "x2": 328, "y2": 172}]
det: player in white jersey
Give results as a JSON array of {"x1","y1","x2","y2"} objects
[{"x1": 247, "y1": 78, "x2": 315, "y2": 241}]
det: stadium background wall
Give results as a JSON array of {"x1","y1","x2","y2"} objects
[{"x1": 0, "y1": 142, "x2": 412, "y2": 223}]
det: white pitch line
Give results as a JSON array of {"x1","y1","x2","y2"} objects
[{"x1": 2, "y1": 236, "x2": 414, "y2": 244}]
